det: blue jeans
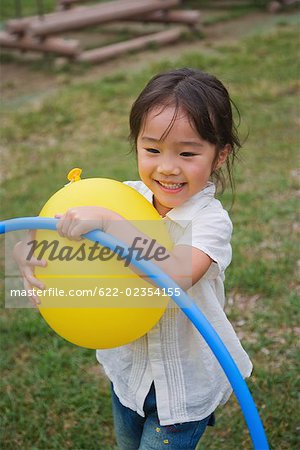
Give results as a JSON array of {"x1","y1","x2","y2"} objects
[{"x1": 111, "y1": 383, "x2": 215, "y2": 450}]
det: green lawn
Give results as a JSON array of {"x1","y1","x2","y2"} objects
[{"x1": 1, "y1": 13, "x2": 299, "y2": 450}]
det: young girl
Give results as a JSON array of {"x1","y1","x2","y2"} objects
[{"x1": 15, "y1": 68, "x2": 252, "y2": 449}]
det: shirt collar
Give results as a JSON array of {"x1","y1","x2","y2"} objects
[
  {"x1": 143, "y1": 182, "x2": 216, "y2": 228},
  {"x1": 165, "y1": 182, "x2": 216, "y2": 226}
]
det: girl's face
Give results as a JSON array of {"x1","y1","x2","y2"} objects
[{"x1": 137, "y1": 106, "x2": 228, "y2": 217}]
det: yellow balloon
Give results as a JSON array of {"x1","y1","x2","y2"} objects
[{"x1": 35, "y1": 177, "x2": 172, "y2": 349}]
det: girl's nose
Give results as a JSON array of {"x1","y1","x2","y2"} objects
[{"x1": 157, "y1": 159, "x2": 180, "y2": 176}]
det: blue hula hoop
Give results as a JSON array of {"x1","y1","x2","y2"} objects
[{"x1": 0, "y1": 217, "x2": 269, "y2": 449}]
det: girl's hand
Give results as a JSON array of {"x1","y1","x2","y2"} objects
[
  {"x1": 13, "y1": 230, "x2": 47, "y2": 307},
  {"x1": 55, "y1": 206, "x2": 122, "y2": 241}
]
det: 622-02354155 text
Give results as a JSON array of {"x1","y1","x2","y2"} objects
[{"x1": 10, "y1": 287, "x2": 181, "y2": 298}]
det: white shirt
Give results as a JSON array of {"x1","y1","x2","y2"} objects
[{"x1": 96, "y1": 181, "x2": 253, "y2": 425}]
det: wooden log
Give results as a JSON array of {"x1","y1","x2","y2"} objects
[
  {"x1": 28, "y1": 0, "x2": 180, "y2": 36},
  {"x1": 0, "y1": 31, "x2": 80, "y2": 56},
  {"x1": 125, "y1": 9, "x2": 201, "y2": 25},
  {"x1": 5, "y1": 7, "x2": 87, "y2": 34},
  {"x1": 6, "y1": 17, "x2": 33, "y2": 34},
  {"x1": 6, "y1": 2, "x2": 188, "y2": 35},
  {"x1": 76, "y1": 27, "x2": 183, "y2": 64},
  {"x1": 6, "y1": 8, "x2": 200, "y2": 36}
]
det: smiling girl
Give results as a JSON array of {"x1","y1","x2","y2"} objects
[{"x1": 15, "y1": 68, "x2": 252, "y2": 449}]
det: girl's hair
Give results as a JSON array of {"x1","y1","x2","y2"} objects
[{"x1": 129, "y1": 67, "x2": 241, "y2": 195}]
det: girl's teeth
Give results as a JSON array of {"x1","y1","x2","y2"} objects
[{"x1": 159, "y1": 181, "x2": 183, "y2": 189}]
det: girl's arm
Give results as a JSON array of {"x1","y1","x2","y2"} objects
[{"x1": 56, "y1": 207, "x2": 212, "y2": 290}]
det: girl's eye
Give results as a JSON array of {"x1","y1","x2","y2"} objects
[
  {"x1": 180, "y1": 152, "x2": 197, "y2": 157},
  {"x1": 145, "y1": 148, "x2": 160, "y2": 153}
]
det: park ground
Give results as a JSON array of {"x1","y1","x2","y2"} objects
[{"x1": 0, "y1": 2, "x2": 300, "y2": 449}]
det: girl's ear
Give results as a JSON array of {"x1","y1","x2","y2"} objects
[{"x1": 216, "y1": 144, "x2": 231, "y2": 169}]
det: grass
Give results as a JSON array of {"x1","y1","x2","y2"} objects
[{"x1": 1, "y1": 14, "x2": 300, "y2": 450}]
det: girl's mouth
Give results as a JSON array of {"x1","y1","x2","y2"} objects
[{"x1": 155, "y1": 180, "x2": 185, "y2": 192}]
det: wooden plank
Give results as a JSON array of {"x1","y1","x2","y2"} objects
[
  {"x1": 28, "y1": 0, "x2": 180, "y2": 36},
  {"x1": 5, "y1": 6, "x2": 86, "y2": 34},
  {"x1": 0, "y1": 31, "x2": 80, "y2": 56},
  {"x1": 7, "y1": 1, "x2": 171, "y2": 34},
  {"x1": 6, "y1": 0, "x2": 182, "y2": 35},
  {"x1": 6, "y1": 17, "x2": 34, "y2": 34},
  {"x1": 6, "y1": 8, "x2": 199, "y2": 36},
  {"x1": 125, "y1": 9, "x2": 201, "y2": 25},
  {"x1": 77, "y1": 27, "x2": 183, "y2": 64}
]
